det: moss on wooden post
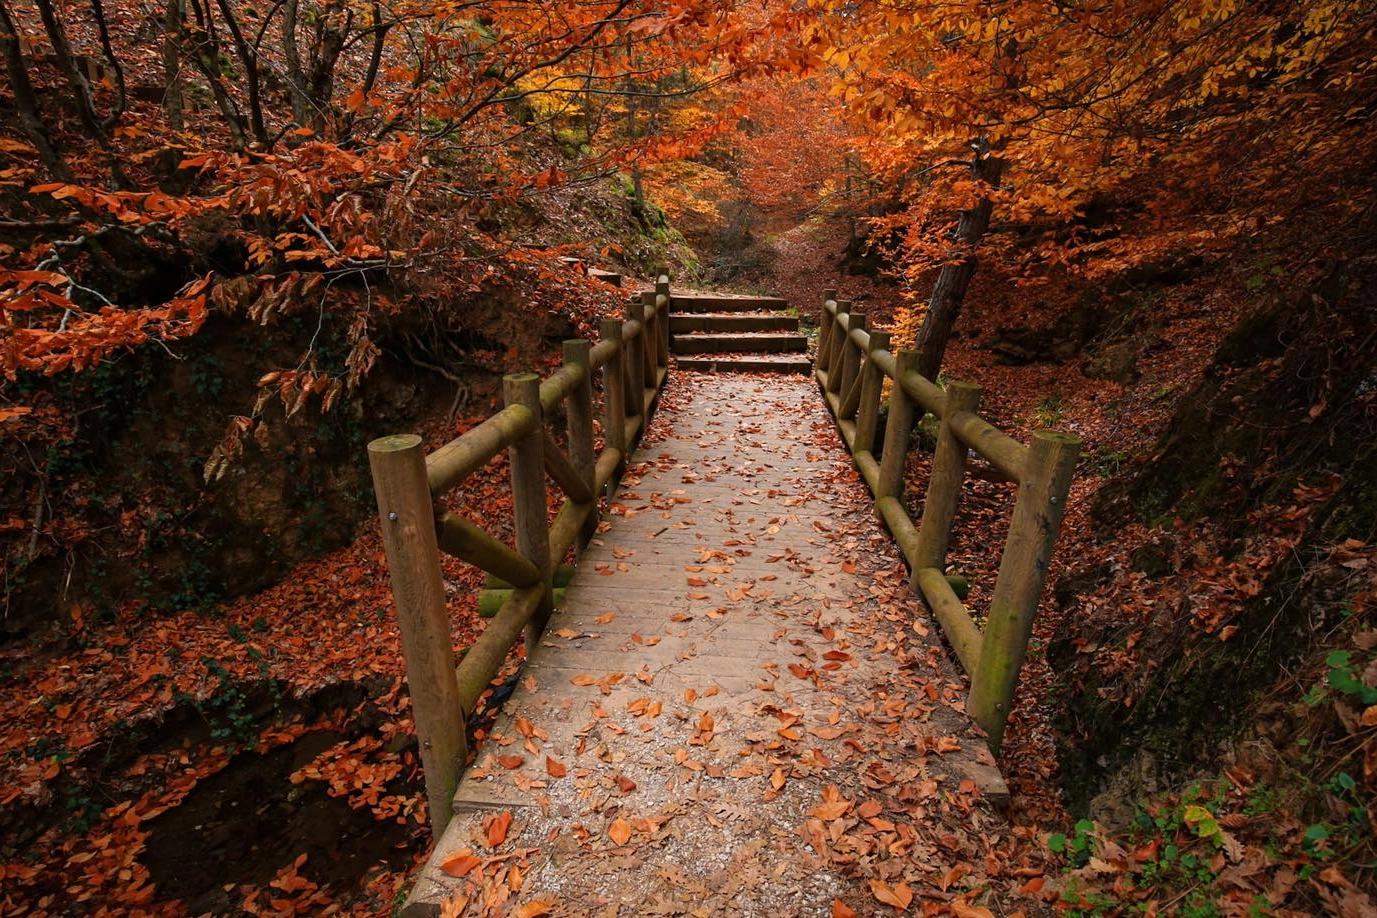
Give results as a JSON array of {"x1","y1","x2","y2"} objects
[
  {"x1": 969, "y1": 429, "x2": 1081, "y2": 753},
  {"x1": 877, "y1": 349, "x2": 918, "y2": 500},
  {"x1": 854, "y1": 329, "x2": 888, "y2": 455},
  {"x1": 563, "y1": 339, "x2": 597, "y2": 548},
  {"x1": 914, "y1": 381, "x2": 981, "y2": 571},
  {"x1": 599, "y1": 319, "x2": 626, "y2": 494},
  {"x1": 503, "y1": 374, "x2": 553, "y2": 649},
  {"x1": 367, "y1": 434, "x2": 466, "y2": 839}
]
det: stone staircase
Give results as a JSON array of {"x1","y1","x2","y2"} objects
[{"x1": 666, "y1": 292, "x2": 810, "y2": 374}]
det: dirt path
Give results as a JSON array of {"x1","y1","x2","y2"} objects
[{"x1": 408, "y1": 371, "x2": 1019, "y2": 917}]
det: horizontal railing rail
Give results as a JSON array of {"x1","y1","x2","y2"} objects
[
  {"x1": 814, "y1": 290, "x2": 1081, "y2": 752},
  {"x1": 367, "y1": 274, "x2": 672, "y2": 838}
]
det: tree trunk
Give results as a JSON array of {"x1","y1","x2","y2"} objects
[
  {"x1": 163, "y1": 0, "x2": 184, "y2": 129},
  {"x1": 914, "y1": 151, "x2": 1005, "y2": 381},
  {"x1": 0, "y1": 0, "x2": 71, "y2": 180}
]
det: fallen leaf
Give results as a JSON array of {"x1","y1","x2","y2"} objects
[
  {"x1": 439, "y1": 851, "x2": 482, "y2": 877},
  {"x1": 514, "y1": 899, "x2": 558, "y2": 918},
  {"x1": 545, "y1": 756, "x2": 567, "y2": 778},
  {"x1": 608, "y1": 817, "x2": 632, "y2": 846},
  {"x1": 869, "y1": 879, "x2": 913, "y2": 911},
  {"x1": 484, "y1": 810, "x2": 513, "y2": 848}
]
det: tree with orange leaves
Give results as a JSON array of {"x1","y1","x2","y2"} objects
[{"x1": 809, "y1": 0, "x2": 1377, "y2": 379}]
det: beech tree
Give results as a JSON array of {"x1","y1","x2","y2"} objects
[{"x1": 810, "y1": 0, "x2": 1377, "y2": 379}]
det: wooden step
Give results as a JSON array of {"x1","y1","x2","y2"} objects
[
  {"x1": 671, "y1": 313, "x2": 799, "y2": 334},
  {"x1": 669, "y1": 294, "x2": 789, "y2": 313},
  {"x1": 673, "y1": 333, "x2": 807, "y2": 355},
  {"x1": 674, "y1": 354, "x2": 812, "y2": 374},
  {"x1": 589, "y1": 268, "x2": 622, "y2": 287}
]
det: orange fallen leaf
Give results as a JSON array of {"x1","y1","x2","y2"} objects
[
  {"x1": 514, "y1": 899, "x2": 558, "y2": 918},
  {"x1": 608, "y1": 817, "x2": 632, "y2": 846},
  {"x1": 832, "y1": 901, "x2": 858, "y2": 918},
  {"x1": 869, "y1": 878, "x2": 913, "y2": 911},
  {"x1": 497, "y1": 754, "x2": 524, "y2": 769},
  {"x1": 545, "y1": 756, "x2": 567, "y2": 778},
  {"x1": 594, "y1": 613, "x2": 615, "y2": 624},
  {"x1": 950, "y1": 900, "x2": 996, "y2": 918},
  {"x1": 484, "y1": 810, "x2": 513, "y2": 848},
  {"x1": 571, "y1": 674, "x2": 597, "y2": 686},
  {"x1": 439, "y1": 850, "x2": 482, "y2": 877}
]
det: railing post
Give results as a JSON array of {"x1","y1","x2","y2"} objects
[
  {"x1": 503, "y1": 373, "x2": 553, "y2": 649},
  {"x1": 624, "y1": 299, "x2": 646, "y2": 430},
  {"x1": 913, "y1": 381, "x2": 981, "y2": 571},
  {"x1": 656, "y1": 274, "x2": 671, "y2": 372},
  {"x1": 826, "y1": 302, "x2": 850, "y2": 396},
  {"x1": 564, "y1": 339, "x2": 597, "y2": 548},
  {"x1": 599, "y1": 318, "x2": 626, "y2": 493},
  {"x1": 817, "y1": 289, "x2": 838, "y2": 373},
  {"x1": 854, "y1": 329, "x2": 888, "y2": 454},
  {"x1": 838, "y1": 312, "x2": 866, "y2": 415},
  {"x1": 367, "y1": 434, "x2": 466, "y2": 839},
  {"x1": 640, "y1": 291, "x2": 657, "y2": 408},
  {"x1": 969, "y1": 430, "x2": 1081, "y2": 752},
  {"x1": 877, "y1": 349, "x2": 918, "y2": 499}
]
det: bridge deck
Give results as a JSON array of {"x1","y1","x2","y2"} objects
[{"x1": 410, "y1": 372, "x2": 1006, "y2": 917}]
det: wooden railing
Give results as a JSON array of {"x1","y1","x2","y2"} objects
[
  {"x1": 814, "y1": 290, "x2": 1081, "y2": 753},
  {"x1": 366, "y1": 276, "x2": 672, "y2": 836}
]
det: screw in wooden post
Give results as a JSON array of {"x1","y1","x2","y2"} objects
[
  {"x1": 367, "y1": 433, "x2": 466, "y2": 838},
  {"x1": 854, "y1": 330, "x2": 889, "y2": 455},
  {"x1": 968, "y1": 429, "x2": 1081, "y2": 753},
  {"x1": 877, "y1": 349, "x2": 918, "y2": 499},
  {"x1": 914, "y1": 381, "x2": 981, "y2": 572},
  {"x1": 563, "y1": 339, "x2": 597, "y2": 548},
  {"x1": 503, "y1": 373, "x2": 553, "y2": 648}
]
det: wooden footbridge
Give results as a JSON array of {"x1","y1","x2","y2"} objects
[{"x1": 367, "y1": 279, "x2": 1080, "y2": 917}]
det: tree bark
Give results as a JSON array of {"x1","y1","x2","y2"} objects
[
  {"x1": 163, "y1": 0, "x2": 184, "y2": 129},
  {"x1": 0, "y1": 0, "x2": 71, "y2": 180},
  {"x1": 914, "y1": 149, "x2": 1005, "y2": 381}
]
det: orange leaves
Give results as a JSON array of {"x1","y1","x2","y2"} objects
[
  {"x1": 868, "y1": 878, "x2": 914, "y2": 911},
  {"x1": 689, "y1": 710, "x2": 715, "y2": 746},
  {"x1": 545, "y1": 756, "x2": 567, "y2": 778},
  {"x1": 484, "y1": 811, "x2": 514, "y2": 848},
  {"x1": 440, "y1": 850, "x2": 483, "y2": 877},
  {"x1": 810, "y1": 785, "x2": 853, "y2": 821},
  {"x1": 607, "y1": 817, "x2": 632, "y2": 846}
]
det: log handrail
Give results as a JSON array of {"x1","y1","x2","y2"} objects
[
  {"x1": 814, "y1": 293, "x2": 1081, "y2": 753},
  {"x1": 368, "y1": 273, "x2": 672, "y2": 838}
]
